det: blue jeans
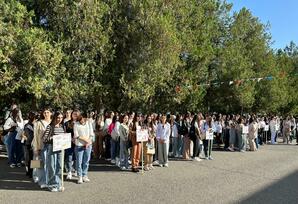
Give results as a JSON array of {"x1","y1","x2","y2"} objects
[
  {"x1": 47, "y1": 144, "x2": 61, "y2": 190},
  {"x1": 110, "y1": 139, "x2": 119, "y2": 160},
  {"x1": 172, "y1": 137, "x2": 179, "y2": 157},
  {"x1": 119, "y1": 140, "x2": 129, "y2": 168},
  {"x1": 65, "y1": 145, "x2": 75, "y2": 173},
  {"x1": 37, "y1": 145, "x2": 48, "y2": 186},
  {"x1": 7, "y1": 131, "x2": 22, "y2": 164},
  {"x1": 255, "y1": 138, "x2": 259, "y2": 149},
  {"x1": 75, "y1": 145, "x2": 92, "y2": 177}
]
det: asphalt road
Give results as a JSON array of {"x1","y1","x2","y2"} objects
[{"x1": 0, "y1": 143, "x2": 298, "y2": 204}]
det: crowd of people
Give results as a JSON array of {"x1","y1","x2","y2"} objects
[{"x1": 1, "y1": 103, "x2": 298, "y2": 192}]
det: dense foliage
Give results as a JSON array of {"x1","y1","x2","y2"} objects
[{"x1": 0, "y1": 0, "x2": 297, "y2": 114}]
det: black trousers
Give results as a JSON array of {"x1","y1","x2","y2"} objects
[
  {"x1": 190, "y1": 137, "x2": 200, "y2": 158},
  {"x1": 104, "y1": 135, "x2": 111, "y2": 159},
  {"x1": 203, "y1": 139, "x2": 209, "y2": 157},
  {"x1": 223, "y1": 129, "x2": 230, "y2": 149},
  {"x1": 23, "y1": 145, "x2": 33, "y2": 177}
]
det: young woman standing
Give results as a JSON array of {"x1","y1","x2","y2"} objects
[
  {"x1": 94, "y1": 114, "x2": 105, "y2": 159},
  {"x1": 32, "y1": 107, "x2": 52, "y2": 188},
  {"x1": 248, "y1": 118, "x2": 258, "y2": 151},
  {"x1": 74, "y1": 112, "x2": 94, "y2": 184},
  {"x1": 144, "y1": 115, "x2": 156, "y2": 170},
  {"x1": 201, "y1": 116, "x2": 216, "y2": 160},
  {"x1": 129, "y1": 114, "x2": 142, "y2": 172},
  {"x1": 3, "y1": 108, "x2": 23, "y2": 168},
  {"x1": 42, "y1": 111, "x2": 65, "y2": 192},
  {"x1": 119, "y1": 114, "x2": 130, "y2": 170},
  {"x1": 64, "y1": 109, "x2": 80, "y2": 180},
  {"x1": 22, "y1": 112, "x2": 37, "y2": 178},
  {"x1": 109, "y1": 115, "x2": 120, "y2": 165},
  {"x1": 156, "y1": 114, "x2": 171, "y2": 167}
]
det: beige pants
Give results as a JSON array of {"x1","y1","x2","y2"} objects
[
  {"x1": 248, "y1": 137, "x2": 256, "y2": 151},
  {"x1": 183, "y1": 136, "x2": 190, "y2": 159}
]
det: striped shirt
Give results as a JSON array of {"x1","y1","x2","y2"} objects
[{"x1": 43, "y1": 124, "x2": 65, "y2": 144}]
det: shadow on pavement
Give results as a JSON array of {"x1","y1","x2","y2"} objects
[
  {"x1": 239, "y1": 170, "x2": 298, "y2": 204},
  {"x1": 88, "y1": 159, "x2": 122, "y2": 172},
  {"x1": 0, "y1": 157, "x2": 41, "y2": 191}
]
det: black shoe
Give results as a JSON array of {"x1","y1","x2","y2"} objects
[{"x1": 132, "y1": 168, "x2": 139, "y2": 173}]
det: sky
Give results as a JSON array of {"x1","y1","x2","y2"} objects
[{"x1": 227, "y1": 0, "x2": 298, "y2": 50}]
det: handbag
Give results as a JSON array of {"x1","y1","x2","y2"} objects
[
  {"x1": 30, "y1": 160, "x2": 42, "y2": 168},
  {"x1": 146, "y1": 142, "x2": 155, "y2": 155}
]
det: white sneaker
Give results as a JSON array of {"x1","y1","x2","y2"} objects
[
  {"x1": 10, "y1": 164, "x2": 16, "y2": 168},
  {"x1": 66, "y1": 172, "x2": 72, "y2": 180},
  {"x1": 194, "y1": 157, "x2": 202, "y2": 161},
  {"x1": 83, "y1": 176, "x2": 90, "y2": 182},
  {"x1": 228, "y1": 147, "x2": 235, "y2": 152},
  {"x1": 115, "y1": 158, "x2": 120, "y2": 166},
  {"x1": 164, "y1": 163, "x2": 169, "y2": 167},
  {"x1": 50, "y1": 188, "x2": 58, "y2": 192},
  {"x1": 111, "y1": 159, "x2": 116, "y2": 164},
  {"x1": 40, "y1": 184, "x2": 48, "y2": 189},
  {"x1": 153, "y1": 160, "x2": 159, "y2": 165},
  {"x1": 159, "y1": 164, "x2": 163, "y2": 167},
  {"x1": 77, "y1": 177, "x2": 83, "y2": 184},
  {"x1": 120, "y1": 166, "x2": 126, "y2": 171}
]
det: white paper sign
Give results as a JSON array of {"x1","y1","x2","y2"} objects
[
  {"x1": 243, "y1": 126, "x2": 249, "y2": 134},
  {"x1": 53, "y1": 133, "x2": 72, "y2": 152},
  {"x1": 137, "y1": 129, "x2": 149, "y2": 142},
  {"x1": 264, "y1": 125, "x2": 269, "y2": 131},
  {"x1": 205, "y1": 130, "x2": 214, "y2": 140}
]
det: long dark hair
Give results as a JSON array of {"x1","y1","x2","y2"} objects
[
  {"x1": 191, "y1": 115, "x2": 198, "y2": 126},
  {"x1": 50, "y1": 111, "x2": 64, "y2": 127},
  {"x1": 132, "y1": 113, "x2": 142, "y2": 131}
]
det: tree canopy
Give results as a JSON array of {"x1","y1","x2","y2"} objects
[{"x1": 0, "y1": 0, "x2": 297, "y2": 115}]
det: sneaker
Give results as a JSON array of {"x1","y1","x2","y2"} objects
[
  {"x1": 50, "y1": 188, "x2": 58, "y2": 192},
  {"x1": 10, "y1": 164, "x2": 16, "y2": 168},
  {"x1": 73, "y1": 171, "x2": 78, "y2": 177},
  {"x1": 240, "y1": 150, "x2": 245, "y2": 153},
  {"x1": 40, "y1": 184, "x2": 48, "y2": 189},
  {"x1": 164, "y1": 163, "x2": 169, "y2": 167},
  {"x1": 111, "y1": 159, "x2": 116, "y2": 164},
  {"x1": 106, "y1": 158, "x2": 111, "y2": 161},
  {"x1": 228, "y1": 147, "x2": 235, "y2": 152},
  {"x1": 66, "y1": 172, "x2": 72, "y2": 180},
  {"x1": 115, "y1": 158, "x2": 120, "y2": 166},
  {"x1": 16, "y1": 163, "x2": 22, "y2": 168},
  {"x1": 83, "y1": 176, "x2": 90, "y2": 182},
  {"x1": 194, "y1": 157, "x2": 202, "y2": 161},
  {"x1": 153, "y1": 160, "x2": 159, "y2": 165},
  {"x1": 77, "y1": 177, "x2": 83, "y2": 184},
  {"x1": 208, "y1": 156, "x2": 214, "y2": 160},
  {"x1": 159, "y1": 164, "x2": 163, "y2": 167},
  {"x1": 120, "y1": 166, "x2": 126, "y2": 171}
]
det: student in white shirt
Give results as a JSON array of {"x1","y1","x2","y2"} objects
[
  {"x1": 3, "y1": 108, "x2": 23, "y2": 168},
  {"x1": 170, "y1": 115, "x2": 179, "y2": 158},
  {"x1": 74, "y1": 112, "x2": 94, "y2": 184},
  {"x1": 269, "y1": 116, "x2": 277, "y2": 144},
  {"x1": 156, "y1": 114, "x2": 171, "y2": 167}
]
